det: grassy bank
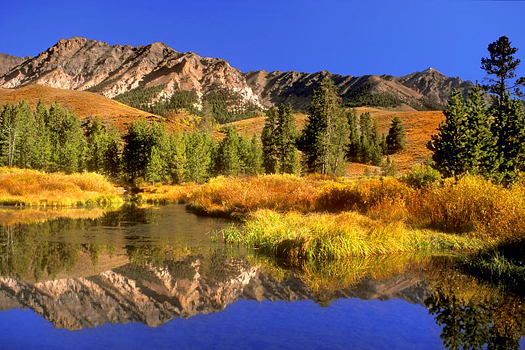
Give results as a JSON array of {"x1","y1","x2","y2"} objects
[
  {"x1": 186, "y1": 173, "x2": 525, "y2": 260},
  {"x1": 0, "y1": 167, "x2": 123, "y2": 207},
  {"x1": 134, "y1": 183, "x2": 200, "y2": 204}
]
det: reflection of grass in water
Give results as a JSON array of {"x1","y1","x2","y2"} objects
[
  {"x1": 0, "y1": 207, "x2": 107, "y2": 225},
  {"x1": 453, "y1": 240, "x2": 525, "y2": 296},
  {"x1": 299, "y1": 254, "x2": 428, "y2": 297},
  {"x1": 246, "y1": 251, "x2": 433, "y2": 301}
]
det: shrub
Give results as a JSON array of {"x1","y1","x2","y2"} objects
[{"x1": 401, "y1": 164, "x2": 442, "y2": 189}]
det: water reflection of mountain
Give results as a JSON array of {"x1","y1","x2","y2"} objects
[{"x1": 0, "y1": 254, "x2": 428, "y2": 331}]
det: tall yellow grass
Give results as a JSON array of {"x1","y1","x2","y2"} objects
[
  {"x1": 0, "y1": 167, "x2": 123, "y2": 207},
  {"x1": 190, "y1": 174, "x2": 525, "y2": 260},
  {"x1": 135, "y1": 183, "x2": 200, "y2": 204},
  {"x1": 187, "y1": 174, "x2": 330, "y2": 216},
  {"x1": 223, "y1": 209, "x2": 490, "y2": 260}
]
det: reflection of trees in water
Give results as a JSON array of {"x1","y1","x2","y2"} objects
[
  {"x1": 0, "y1": 205, "x2": 155, "y2": 280},
  {"x1": 95, "y1": 204, "x2": 150, "y2": 227},
  {"x1": 425, "y1": 264, "x2": 525, "y2": 350},
  {"x1": 0, "y1": 221, "x2": 111, "y2": 281}
]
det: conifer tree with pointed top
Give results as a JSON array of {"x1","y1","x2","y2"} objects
[
  {"x1": 428, "y1": 89, "x2": 469, "y2": 177},
  {"x1": 299, "y1": 78, "x2": 349, "y2": 175},
  {"x1": 386, "y1": 116, "x2": 406, "y2": 154},
  {"x1": 261, "y1": 107, "x2": 279, "y2": 174}
]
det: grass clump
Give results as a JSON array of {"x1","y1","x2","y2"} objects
[
  {"x1": 188, "y1": 174, "x2": 327, "y2": 216},
  {"x1": 135, "y1": 183, "x2": 200, "y2": 204},
  {"x1": 400, "y1": 164, "x2": 442, "y2": 189},
  {"x1": 409, "y1": 175, "x2": 525, "y2": 240},
  {"x1": 223, "y1": 209, "x2": 489, "y2": 260},
  {"x1": 0, "y1": 167, "x2": 123, "y2": 207}
]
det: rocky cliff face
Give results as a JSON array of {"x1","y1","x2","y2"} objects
[
  {"x1": 0, "y1": 37, "x2": 261, "y2": 106},
  {"x1": 0, "y1": 37, "x2": 472, "y2": 111},
  {"x1": 0, "y1": 256, "x2": 428, "y2": 331}
]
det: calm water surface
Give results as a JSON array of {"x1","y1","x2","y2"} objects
[{"x1": 0, "y1": 204, "x2": 523, "y2": 349}]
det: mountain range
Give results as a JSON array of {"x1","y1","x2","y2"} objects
[{"x1": 0, "y1": 37, "x2": 473, "y2": 112}]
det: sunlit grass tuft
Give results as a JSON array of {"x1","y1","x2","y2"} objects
[
  {"x1": 135, "y1": 183, "x2": 200, "y2": 204},
  {"x1": 223, "y1": 209, "x2": 490, "y2": 260},
  {"x1": 0, "y1": 167, "x2": 123, "y2": 207}
]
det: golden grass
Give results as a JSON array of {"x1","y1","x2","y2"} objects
[
  {"x1": 409, "y1": 175, "x2": 525, "y2": 240},
  {"x1": 0, "y1": 167, "x2": 123, "y2": 207},
  {"x1": 187, "y1": 174, "x2": 333, "y2": 217},
  {"x1": 190, "y1": 174, "x2": 525, "y2": 261},
  {"x1": 135, "y1": 183, "x2": 201, "y2": 204},
  {"x1": 223, "y1": 210, "x2": 489, "y2": 260},
  {"x1": 0, "y1": 85, "x2": 190, "y2": 133}
]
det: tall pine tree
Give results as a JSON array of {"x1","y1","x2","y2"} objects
[{"x1": 299, "y1": 78, "x2": 349, "y2": 175}]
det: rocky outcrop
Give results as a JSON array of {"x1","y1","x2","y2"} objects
[
  {"x1": 0, "y1": 37, "x2": 473, "y2": 112},
  {"x1": 0, "y1": 37, "x2": 261, "y2": 106},
  {"x1": 0, "y1": 53, "x2": 26, "y2": 77}
]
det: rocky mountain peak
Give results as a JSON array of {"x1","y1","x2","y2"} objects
[{"x1": 0, "y1": 37, "x2": 474, "y2": 112}]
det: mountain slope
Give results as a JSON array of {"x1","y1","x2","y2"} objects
[
  {"x1": 0, "y1": 85, "x2": 176, "y2": 132},
  {"x1": 0, "y1": 37, "x2": 472, "y2": 114},
  {"x1": 244, "y1": 67, "x2": 473, "y2": 111},
  {"x1": 0, "y1": 53, "x2": 26, "y2": 77},
  {"x1": 0, "y1": 37, "x2": 261, "y2": 106}
]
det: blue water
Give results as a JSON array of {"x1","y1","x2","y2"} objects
[{"x1": 0, "y1": 298, "x2": 442, "y2": 350}]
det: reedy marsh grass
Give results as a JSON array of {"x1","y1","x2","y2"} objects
[
  {"x1": 222, "y1": 209, "x2": 490, "y2": 260},
  {"x1": 0, "y1": 167, "x2": 123, "y2": 207},
  {"x1": 134, "y1": 183, "x2": 200, "y2": 204},
  {"x1": 189, "y1": 173, "x2": 525, "y2": 261}
]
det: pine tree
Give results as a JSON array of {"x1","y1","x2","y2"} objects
[
  {"x1": 85, "y1": 116, "x2": 108, "y2": 173},
  {"x1": 215, "y1": 127, "x2": 241, "y2": 176},
  {"x1": 261, "y1": 107, "x2": 279, "y2": 174},
  {"x1": 14, "y1": 101, "x2": 37, "y2": 169},
  {"x1": 185, "y1": 131, "x2": 214, "y2": 183},
  {"x1": 464, "y1": 85, "x2": 498, "y2": 178},
  {"x1": 276, "y1": 104, "x2": 300, "y2": 174},
  {"x1": 386, "y1": 116, "x2": 406, "y2": 154},
  {"x1": 168, "y1": 132, "x2": 187, "y2": 184},
  {"x1": 481, "y1": 36, "x2": 524, "y2": 99},
  {"x1": 346, "y1": 108, "x2": 361, "y2": 161},
  {"x1": 0, "y1": 104, "x2": 17, "y2": 167},
  {"x1": 33, "y1": 100, "x2": 52, "y2": 171},
  {"x1": 122, "y1": 120, "x2": 155, "y2": 182},
  {"x1": 492, "y1": 94, "x2": 525, "y2": 182},
  {"x1": 104, "y1": 127, "x2": 122, "y2": 178},
  {"x1": 428, "y1": 89, "x2": 469, "y2": 177},
  {"x1": 239, "y1": 135, "x2": 263, "y2": 176},
  {"x1": 145, "y1": 146, "x2": 164, "y2": 184},
  {"x1": 299, "y1": 78, "x2": 349, "y2": 175}
]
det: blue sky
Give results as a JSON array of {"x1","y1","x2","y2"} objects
[{"x1": 1, "y1": 0, "x2": 524, "y2": 82}]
